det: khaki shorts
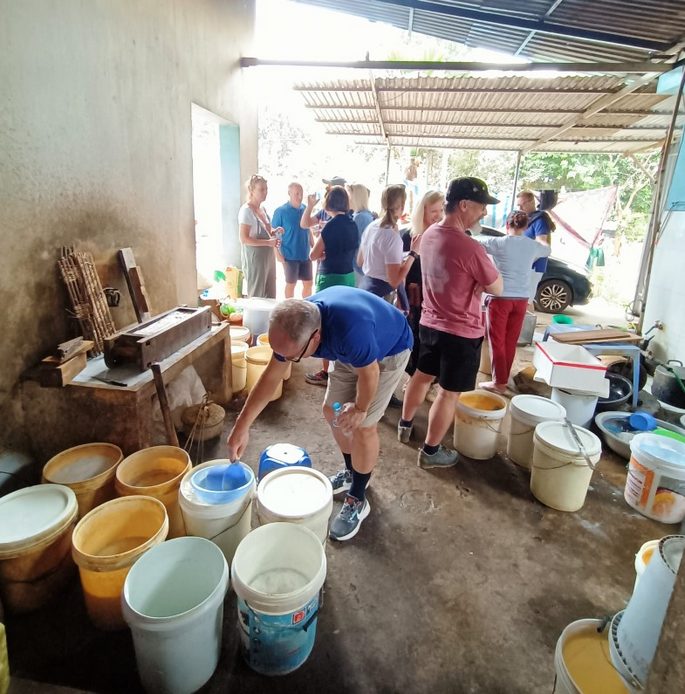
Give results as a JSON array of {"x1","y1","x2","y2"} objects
[{"x1": 324, "y1": 350, "x2": 411, "y2": 427}]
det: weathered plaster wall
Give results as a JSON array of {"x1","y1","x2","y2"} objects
[{"x1": 0, "y1": 0, "x2": 257, "y2": 450}]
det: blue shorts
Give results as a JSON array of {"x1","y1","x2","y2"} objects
[{"x1": 284, "y1": 260, "x2": 313, "y2": 283}]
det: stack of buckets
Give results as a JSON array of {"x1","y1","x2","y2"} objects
[
  {"x1": 506, "y1": 394, "x2": 602, "y2": 513},
  {"x1": 554, "y1": 535, "x2": 685, "y2": 692}
]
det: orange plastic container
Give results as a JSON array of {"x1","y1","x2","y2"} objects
[
  {"x1": 71, "y1": 496, "x2": 168, "y2": 630},
  {"x1": 115, "y1": 446, "x2": 191, "y2": 538}
]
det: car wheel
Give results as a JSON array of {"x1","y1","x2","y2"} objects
[{"x1": 535, "y1": 279, "x2": 572, "y2": 313}]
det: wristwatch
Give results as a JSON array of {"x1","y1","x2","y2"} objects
[{"x1": 408, "y1": 250, "x2": 419, "y2": 260}]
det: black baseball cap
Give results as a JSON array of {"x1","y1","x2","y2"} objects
[{"x1": 446, "y1": 177, "x2": 499, "y2": 205}]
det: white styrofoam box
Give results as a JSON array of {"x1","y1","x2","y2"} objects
[{"x1": 533, "y1": 340, "x2": 608, "y2": 395}]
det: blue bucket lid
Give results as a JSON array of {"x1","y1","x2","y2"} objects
[{"x1": 260, "y1": 443, "x2": 311, "y2": 465}]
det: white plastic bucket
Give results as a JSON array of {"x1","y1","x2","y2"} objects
[
  {"x1": 624, "y1": 434, "x2": 685, "y2": 524},
  {"x1": 178, "y1": 460, "x2": 255, "y2": 565},
  {"x1": 507, "y1": 395, "x2": 566, "y2": 468},
  {"x1": 231, "y1": 523, "x2": 326, "y2": 676},
  {"x1": 229, "y1": 325, "x2": 251, "y2": 344},
  {"x1": 554, "y1": 618, "x2": 631, "y2": 694},
  {"x1": 246, "y1": 345, "x2": 283, "y2": 401},
  {"x1": 530, "y1": 421, "x2": 601, "y2": 512},
  {"x1": 633, "y1": 539, "x2": 660, "y2": 593},
  {"x1": 257, "y1": 467, "x2": 333, "y2": 543},
  {"x1": 240, "y1": 298, "x2": 278, "y2": 340},
  {"x1": 479, "y1": 338, "x2": 491, "y2": 375},
  {"x1": 122, "y1": 536, "x2": 229, "y2": 694},
  {"x1": 0, "y1": 485, "x2": 78, "y2": 614},
  {"x1": 551, "y1": 387, "x2": 598, "y2": 428},
  {"x1": 614, "y1": 535, "x2": 685, "y2": 687},
  {"x1": 453, "y1": 390, "x2": 507, "y2": 460},
  {"x1": 231, "y1": 341, "x2": 249, "y2": 392}
]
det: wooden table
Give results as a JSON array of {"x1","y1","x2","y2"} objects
[{"x1": 23, "y1": 324, "x2": 232, "y2": 459}]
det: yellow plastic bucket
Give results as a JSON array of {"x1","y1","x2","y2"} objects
[
  {"x1": 42, "y1": 442, "x2": 123, "y2": 518},
  {"x1": 115, "y1": 446, "x2": 191, "y2": 538},
  {"x1": 231, "y1": 340, "x2": 249, "y2": 392},
  {"x1": 453, "y1": 390, "x2": 507, "y2": 460},
  {"x1": 246, "y1": 346, "x2": 282, "y2": 401},
  {"x1": 71, "y1": 496, "x2": 168, "y2": 630},
  {"x1": 0, "y1": 484, "x2": 78, "y2": 614},
  {"x1": 257, "y1": 333, "x2": 291, "y2": 380}
]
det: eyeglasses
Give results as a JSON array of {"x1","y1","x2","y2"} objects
[{"x1": 286, "y1": 330, "x2": 318, "y2": 363}]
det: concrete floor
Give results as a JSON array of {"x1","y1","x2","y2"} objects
[{"x1": 5, "y1": 303, "x2": 674, "y2": 694}]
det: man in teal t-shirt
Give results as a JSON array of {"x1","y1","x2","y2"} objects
[{"x1": 272, "y1": 182, "x2": 313, "y2": 298}]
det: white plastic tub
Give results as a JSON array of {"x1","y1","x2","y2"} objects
[
  {"x1": 507, "y1": 395, "x2": 566, "y2": 468},
  {"x1": 178, "y1": 460, "x2": 255, "y2": 565},
  {"x1": 624, "y1": 434, "x2": 685, "y2": 524},
  {"x1": 551, "y1": 387, "x2": 599, "y2": 428},
  {"x1": 122, "y1": 536, "x2": 229, "y2": 694},
  {"x1": 257, "y1": 467, "x2": 333, "y2": 543},
  {"x1": 530, "y1": 421, "x2": 601, "y2": 512},
  {"x1": 453, "y1": 390, "x2": 507, "y2": 460}
]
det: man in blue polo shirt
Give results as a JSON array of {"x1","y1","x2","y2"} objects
[
  {"x1": 226, "y1": 286, "x2": 412, "y2": 542},
  {"x1": 272, "y1": 182, "x2": 313, "y2": 298},
  {"x1": 517, "y1": 189, "x2": 555, "y2": 305}
]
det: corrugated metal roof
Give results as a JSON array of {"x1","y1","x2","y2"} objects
[
  {"x1": 292, "y1": 0, "x2": 685, "y2": 64},
  {"x1": 295, "y1": 74, "x2": 674, "y2": 152}
]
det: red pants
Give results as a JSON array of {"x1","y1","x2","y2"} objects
[{"x1": 486, "y1": 298, "x2": 528, "y2": 386}]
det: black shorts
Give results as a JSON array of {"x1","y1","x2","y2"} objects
[
  {"x1": 416, "y1": 325, "x2": 483, "y2": 392},
  {"x1": 284, "y1": 260, "x2": 313, "y2": 283}
]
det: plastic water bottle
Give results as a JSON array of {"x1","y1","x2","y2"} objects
[{"x1": 331, "y1": 402, "x2": 351, "y2": 437}]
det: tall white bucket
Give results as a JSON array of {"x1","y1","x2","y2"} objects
[
  {"x1": 551, "y1": 387, "x2": 598, "y2": 428},
  {"x1": 554, "y1": 618, "x2": 631, "y2": 693},
  {"x1": 178, "y1": 460, "x2": 255, "y2": 565},
  {"x1": 453, "y1": 390, "x2": 507, "y2": 460},
  {"x1": 257, "y1": 467, "x2": 333, "y2": 543},
  {"x1": 507, "y1": 395, "x2": 566, "y2": 468},
  {"x1": 231, "y1": 341, "x2": 249, "y2": 392},
  {"x1": 614, "y1": 535, "x2": 685, "y2": 687},
  {"x1": 122, "y1": 536, "x2": 229, "y2": 694},
  {"x1": 232, "y1": 523, "x2": 326, "y2": 676},
  {"x1": 530, "y1": 421, "x2": 601, "y2": 512}
]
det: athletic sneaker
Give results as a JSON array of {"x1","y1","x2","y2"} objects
[
  {"x1": 329, "y1": 469, "x2": 352, "y2": 496},
  {"x1": 387, "y1": 394, "x2": 403, "y2": 408},
  {"x1": 329, "y1": 495, "x2": 371, "y2": 542},
  {"x1": 397, "y1": 421, "x2": 413, "y2": 443},
  {"x1": 418, "y1": 445, "x2": 459, "y2": 469},
  {"x1": 305, "y1": 370, "x2": 328, "y2": 386}
]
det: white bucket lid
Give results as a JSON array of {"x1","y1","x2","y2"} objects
[
  {"x1": 0, "y1": 484, "x2": 78, "y2": 556},
  {"x1": 510, "y1": 395, "x2": 566, "y2": 427},
  {"x1": 630, "y1": 433, "x2": 685, "y2": 476},
  {"x1": 534, "y1": 421, "x2": 602, "y2": 458},
  {"x1": 257, "y1": 467, "x2": 332, "y2": 518}
]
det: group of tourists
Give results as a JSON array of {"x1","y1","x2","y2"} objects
[{"x1": 231, "y1": 174, "x2": 553, "y2": 542}]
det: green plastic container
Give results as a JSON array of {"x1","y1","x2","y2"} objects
[
  {"x1": 654, "y1": 427, "x2": 685, "y2": 444},
  {"x1": 552, "y1": 314, "x2": 574, "y2": 325}
]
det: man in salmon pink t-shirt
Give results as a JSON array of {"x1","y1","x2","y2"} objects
[{"x1": 398, "y1": 177, "x2": 503, "y2": 469}]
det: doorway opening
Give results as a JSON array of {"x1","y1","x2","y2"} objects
[{"x1": 190, "y1": 103, "x2": 240, "y2": 290}]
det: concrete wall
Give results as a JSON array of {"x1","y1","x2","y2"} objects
[
  {"x1": 0, "y1": 0, "x2": 257, "y2": 450},
  {"x1": 643, "y1": 209, "x2": 685, "y2": 363}
]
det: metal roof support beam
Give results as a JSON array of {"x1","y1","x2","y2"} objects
[
  {"x1": 305, "y1": 104, "x2": 670, "y2": 118},
  {"x1": 514, "y1": 0, "x2": 566, "y2": 56},
  {"x1": 522, "y1": 73, "x2": 661, "y2": 152},
  {"x1": 369, "y1": 75, "x2": 388, "y2": 144},
  {"x1": 242, "y1": 58, "x2": 672, "y2": 74},
  {"x1": 330, "y1": 131, "x2": 661, "y2": 144},
  {"x1": 369, "y1": 0, "x2": 672, "y2": 53}
]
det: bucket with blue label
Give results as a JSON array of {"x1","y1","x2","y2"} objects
[{"x1": 231, "y1": 523, "x2": 326, "y2": 675}]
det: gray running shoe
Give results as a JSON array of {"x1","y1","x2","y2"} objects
[
  {"x1": 397, "y1": 421, "x2": 413, "y2": 443},
  {"x1": 328, "y1": 469, "x2": 352, "y2": 496},
  {"x1": 329, "y1": 495, "x2": 371, "y2": 542},
  {"x1": 418, "y1": 445, "x2": 459, "y2": 469}
]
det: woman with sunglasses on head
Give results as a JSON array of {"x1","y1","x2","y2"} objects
[
  {"x1": 238, "y1": 174, "x2": 281, "y2": 298},
  {"x1": 304, "y1": 185, "x2": 359, "y2": 387},
  {"x1": 358, "y1": 184, "x2": 419, "y2": 311},
  {"x1": 401, "y1": 190, "x2": 445, "y2": 375}
]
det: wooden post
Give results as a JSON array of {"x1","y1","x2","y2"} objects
[{"x1": 150, "y1": 362, "x2": 179, "y2": 447}]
